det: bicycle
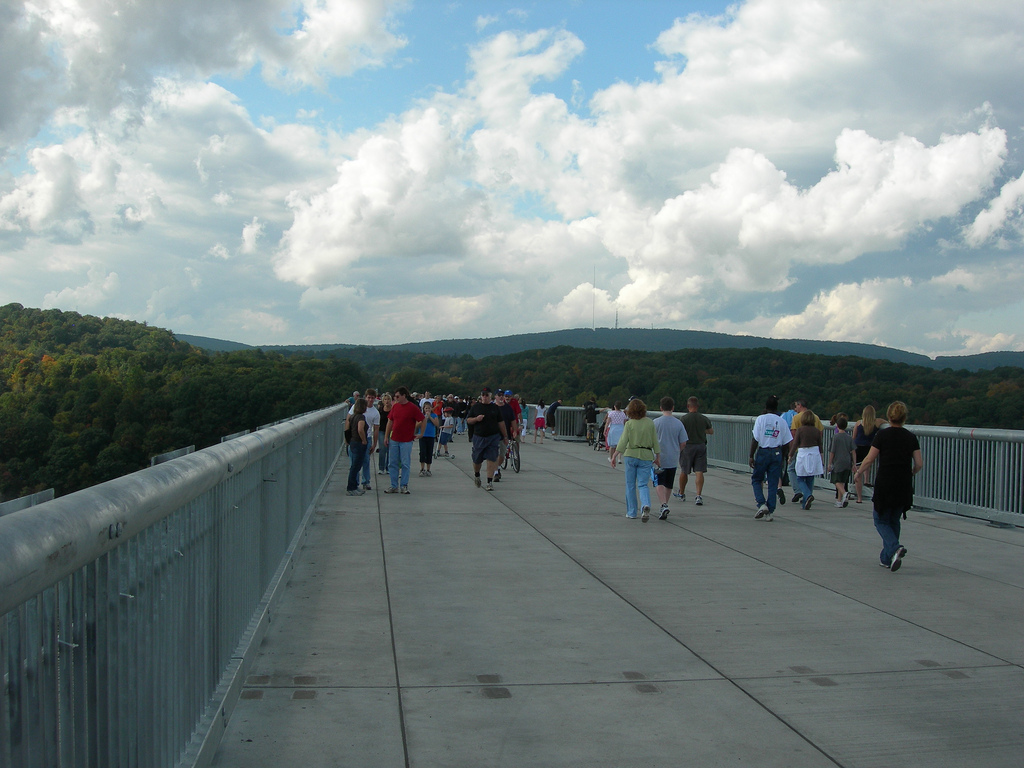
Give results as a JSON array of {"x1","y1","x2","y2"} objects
[
  {"x1": 585, "y1": 422, "x2": 598, "y2": 447},
  {"x1": 502, "y1": 437, "x2": 521, "y2": 473}
]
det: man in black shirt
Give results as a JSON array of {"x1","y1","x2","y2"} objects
[
  {"x1": 454, "y1": 397, "x2": 469, "y2": 434},
  {"x1": 547, "y1": 397, "x2": 562, "y2": 436},
  {"x1": 584, "y1": 397, "x2": 598, "y2": 440},
  {"x1": 493, "y1": 391, "x2": 517, "y2": 482},
  {"x1": 467, "y1": 387, "x2": 507, "y2": 491}
]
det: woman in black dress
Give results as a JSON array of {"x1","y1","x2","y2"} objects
[{"x1": 853, "y1": 401, "x2": 924, "y2": 572}]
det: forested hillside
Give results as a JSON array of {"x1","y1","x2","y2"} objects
[
  {"x1": 0, "y1": 304, "x2": 364, "y2": 501},
  {"x1": 4, "y1": 303, "x2": 1023, "y2": 502},
  {"x1": 363, "y1": 346, "x2": 1024, "y2": 431}
]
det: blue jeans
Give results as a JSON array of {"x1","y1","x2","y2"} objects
[
  {"x1": 873, "y1": 507, "x2": 903, "y2": 564},
  {"x1": 751, "y1": 447, "x2": 783, "y2": 512},
  {"x1": 378, "y1": 442, "x2": 389, "y2": 473},
  {"x1": 388, "y1": 441, "x2": 413, "y2": 488},
  {"x1": 360, "y1": 440, "x2": 375, "y2": 485},
  {"x1": 347, "y1": 441, "x2": 367, "y2": 491},
  {"x1": 624, "y1": 457, "x2": 653, "y2": 518},
  {"x1": 796, "y1": 475, "x2": 815, "y2": 505},
  {"x1": 787, "y1": 456, "x2": 799, "y2": 493}
]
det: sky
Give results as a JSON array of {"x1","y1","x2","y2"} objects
[{"x1": 2, "y1": 1, "x2": 1024, "y2": 357}]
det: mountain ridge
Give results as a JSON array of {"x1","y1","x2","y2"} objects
[{"x1": 174, "y1": 328, "x2": 1024, "y2": 372}]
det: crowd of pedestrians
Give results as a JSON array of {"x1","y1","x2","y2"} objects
[{"x1": 343, "y1": 388, "x2": 924, "y2": 573}]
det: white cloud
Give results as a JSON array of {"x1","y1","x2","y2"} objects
[
  {"x1": 238, "y1": 308, "x2": 290, "y2": 335},
  {"x1": 770, "y1": 258, "x2": 1024, "y2": 355},
  {"x1": 275, "y1": 105, "x2": 482, "y2": 286},
  {"x1": 964, "y1": 171, "x2": 1024, "y2": 246},
  {"x1": 42, "y1": 269, "x2": 121, "y2": 311},
  {"x1": 3, "y1": 0, "x2": 407, "y2": 147},
  {"x1": 240, "y1": 217, "x2": 265, "y2": 254},
  {"x1": 261, "y1": 0, "x2": 408, "y2": 90},
  {"x1": 476, "y1": 15, "x2": 500, "y2": 32},
  {"x1": 3, "y1": 0, "x2": 1024, "y2": 355},
  {"x1": 611, "y1": 126, "x2": 1006, "y2": 315}
]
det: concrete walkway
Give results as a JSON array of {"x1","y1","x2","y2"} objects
[{"x1": 211, "y1": 438, "x2": 1024, "y2": 768}]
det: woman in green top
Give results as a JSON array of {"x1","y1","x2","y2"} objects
[{"x1": 610, "y1": 399, "x2": 661, "y2": 521}]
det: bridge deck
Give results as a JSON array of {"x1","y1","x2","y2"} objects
[{"x1": 211, "y1": 438, "x2": 1023, "y2": 768}]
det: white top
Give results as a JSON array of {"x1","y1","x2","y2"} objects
[
  {"x1": 752, "y1": 413, "x2": 793, "y2": 448},
  {"x1": 363, "y1": 405, "x2": 380, "y2": 448}
]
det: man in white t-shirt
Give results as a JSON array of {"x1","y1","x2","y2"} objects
[
  {"x1": 360, "y1": 388, "x2": 381, "y2": 491},
  {"x1": 749, "y1": 395, "x2": 793, "y2": 522}
]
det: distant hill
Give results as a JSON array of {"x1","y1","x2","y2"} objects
[
  {"x1": 175, "y1": 333, "x2": 253, "y2": 352},
  {"x1": 175, "y1": 327, "x2": 1023, "y2": 371},
  {"x1": 932, "y1": 350, "x2": 1024, "y2": 372}
]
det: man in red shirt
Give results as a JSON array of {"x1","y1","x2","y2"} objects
[
  {"x1": 506, "y1": 390, "x2": 523, "y2": 436},
  {"x1": 384, "y1": 387, "x2": 425, "y2": 494}
]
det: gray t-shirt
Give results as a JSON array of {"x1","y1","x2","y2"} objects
[
  {"x1": 831, "y1": 430, "x2": 855, "y2": 472},
  {"x1": 653, "y1": 414, "x2": 688, "y2": 469}
]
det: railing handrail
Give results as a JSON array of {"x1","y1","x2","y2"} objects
[
  {"x1": 703, "y1": 413, "x2": 1024, "y2": 443},
  {"x1": 1, "y1": 404, "x2": 347, "y2": 768},
  {"x1": 0, "y1": 405, "x2": 345, "y2": 617},
  {"x1": 543, "y1": 405, "x2": 1023, "y2": 526}
]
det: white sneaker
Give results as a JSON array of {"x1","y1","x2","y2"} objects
[
  {"x1": 694, "y1": 495, "x2": 703, "y2": 506},
  {"x1": 754, "y1": 504, "x2": 770, "y2": 519},
  {"x1": 640, "y1": 506, "x2": 650, "y2": 522}
]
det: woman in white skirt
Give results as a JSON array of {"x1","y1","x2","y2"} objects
[
  {"x1": 603, "y1": 401, "x2": 628, "y2": 461},
  {"x1": 791, "y1": 410, "x2": 825, "y2": 509}
]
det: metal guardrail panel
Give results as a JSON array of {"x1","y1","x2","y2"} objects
[
  {"x1": 3, "y1": 402, "x2": 1020, "y2": 768},
  {"x1": 0, "y1": 489, "x2": 55, "y2": 517},
  {"x1": 551, "y1": 407, "x2": 1024, "y2": 523},
  {"x1": 0, "y1": 405, "x2": 347, "y2": 768},
  {"x1": 704, "y1": 413, "x2": 1024, "y2": 525}
]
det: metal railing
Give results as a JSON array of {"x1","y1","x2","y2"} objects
[
  {"x1": 704, "y1": 414, "x2": 1024, "y2": 526},
  {"x1": 546, "y1": 406, "x2": 1022, "y2": 525},
  {"x1": 0, "y1": 405, "x2": 346, "y2": 768},
  {"x1": 3, "y1": 402, "x2": 1020, "y2": 768},
  {"x1": 529, "y1": 404, "x2": 595, "y2": 441}
]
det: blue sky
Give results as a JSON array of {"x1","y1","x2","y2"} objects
[
  {"x1": 3, "y1": 0, "x2": 1024, "y2": 357},
  {"x1": 216, "y1": 2, "x2": 711, "y2": 136}
]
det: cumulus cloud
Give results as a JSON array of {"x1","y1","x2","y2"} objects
[
  {"x1": 275, "y1": 106, "x2": 483, "y2": 286},
  {"x1": 964, "y1": 171, "x2": 1024, "y2": 246},
  {"x1": 771, "y1": 258, "x2": 1024, "y2": 355},
  {"x1": 240, "y1": 217, "x2": 265, "y2": 254},
  {"x1": 261, "y1": 0, "x2": 408, "y2": 90},
  {"x1": 3, "y1": 0, "x2": 407, "y2": 147},
  {"x1": 612, "y1": 126, "x2": 1006, "y2": 312},
  {"x1": 3, "y1": 0, "x2": 1024, "y2": 354},
  {"x1": 42, "y1": 269, "x2": 121, "y2": 311}
]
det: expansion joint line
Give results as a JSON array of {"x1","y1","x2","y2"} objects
[
  {"x1": 376, "y1": 493, "x2": 412, "y2": 768},
  {"x1": 485, "y1": 487, "x2": 847, "y2": 768}
]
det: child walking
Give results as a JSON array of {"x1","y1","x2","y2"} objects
[
  {"x1": 438, "y1": 407, "x2": 456, "y2": 458},
  {"x1": 828, "y1": 415, "x2": 857, "y2": 507},
  {"x1": 418, "y1": 403, "x2": 439, "y2": 476}
]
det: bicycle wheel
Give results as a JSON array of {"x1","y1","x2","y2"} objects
[
  {"x1": 512, "y1": 441, "x2": 521, "y2": 472},
  {"x1": 502, "y1": 442, "x2": 510, "y2": 470}
]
